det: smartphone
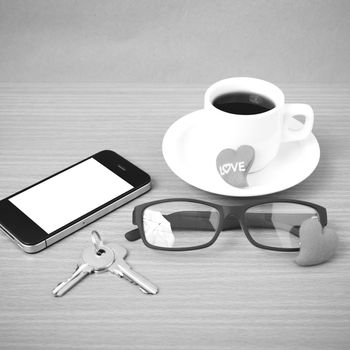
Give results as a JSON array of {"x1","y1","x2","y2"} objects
[{"x1": 0, "y1": 150, "x2": 151, "y2": 253}]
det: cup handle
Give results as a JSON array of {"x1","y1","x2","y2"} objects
[{"x1": 282, "y1": 103, "x2": 314, "y2": 142}]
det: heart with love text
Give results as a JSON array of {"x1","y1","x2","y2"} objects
[{"x1": 216, "y1": 145, "x2": 255, "y2": 188}]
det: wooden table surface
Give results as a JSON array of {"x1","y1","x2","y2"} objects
[{"x1": 0, "y1": 83, "x2": 349, "y2": 350}]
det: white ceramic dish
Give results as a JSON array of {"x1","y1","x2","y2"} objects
[{"x1": 162, "y1": 109, "x2": 320, "y2": 197}]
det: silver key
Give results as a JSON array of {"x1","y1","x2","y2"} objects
[
  {"x1": 52, "y1": 263, "x2": 93, "y2": 297},
  {"x1": 108, "y1": 243, "x2": 159, "y2": 295},
  {"x1": 52, "y1": 244, "x2": 115, "y2": 297},
  {"x1": 53, "y1": 231, "x2": 159, "y2": 296}
]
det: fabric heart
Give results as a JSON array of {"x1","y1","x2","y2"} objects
[
  {"x1": 295, "y1": 217, "x2": 338, "y2": 266},
  {"x1": 216, "y1": 145, "x2": 255, "y2": 188}
]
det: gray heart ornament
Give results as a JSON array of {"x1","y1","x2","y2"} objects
[
  {"x1": 295, "y1": 217, "x2": 338, "y2": 267},
  {"x1": 216, "y1": 145, "x2": 255, "y2": 188}
]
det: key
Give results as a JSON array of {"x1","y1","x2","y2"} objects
[
  {"x1": 108, "y1": 243, "x2": 159, "y2": 295},
  {"x1": 53, "y1": 231, "x2": 159, "y2": 297},
  {"x1": 52, "y1": 263, "x2": 93, "y2": 297},
  {"x1": 52, "y1": 244, "x2": 115, "y2": 297}
]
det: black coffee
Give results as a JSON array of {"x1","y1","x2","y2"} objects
[{"x1": 213, "y1": 92, "x2": 275, "y2": 115}]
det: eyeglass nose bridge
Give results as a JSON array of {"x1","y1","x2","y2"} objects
[
  {"x1": 222, "y1": 205, "x2": 246, "y2": 218},
  {"x1": 221, "y1": 206, "x2": 245, "y2": 232}
]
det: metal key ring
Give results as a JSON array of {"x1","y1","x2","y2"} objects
[{"x1": 91, "y1": 230, "x2": 103, "y2": 253}]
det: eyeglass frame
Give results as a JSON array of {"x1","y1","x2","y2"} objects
[{"x1": 125, "y1": 198, "x2": 327, "y2": 252}]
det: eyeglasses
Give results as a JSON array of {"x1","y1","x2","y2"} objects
[{"x1": 125, "y1": 199, "x2": 327, "y2": 252}]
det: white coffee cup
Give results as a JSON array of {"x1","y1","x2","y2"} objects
[{"x1": 201, "y1": 77, "x2": 314, "y2": 172}]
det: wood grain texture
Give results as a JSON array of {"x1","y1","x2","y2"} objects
[{"x1": 0, "y1": 83, "x2": 349, "y2": 350}]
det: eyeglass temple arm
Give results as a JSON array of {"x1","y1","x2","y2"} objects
[{"x1": 125, "y1": 211, "x2": 309, "y2": 241}]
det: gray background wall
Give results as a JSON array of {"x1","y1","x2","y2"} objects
[{"x1": 0, "y1": 0, "x2": 349, "y2": 83}]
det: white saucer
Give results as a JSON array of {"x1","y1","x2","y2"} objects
[{"x1": 162, "y1": 109, "x2": 320, "y2": 197}]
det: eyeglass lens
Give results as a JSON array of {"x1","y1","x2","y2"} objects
[
  {"x1": 142, "y1": 201, "x2": 220, "y2": 248},
  {"x1": 244, "y1": 202, "x2": 319, "y2": 249}
]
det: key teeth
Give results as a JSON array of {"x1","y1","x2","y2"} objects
[
  {"x1": 121, "y1": 274, "x2": 151, "y2": 293},
  {"x1": 54, "y1": 265, "x2": 78, "y2": 290},
  {"x1": 123, "y1": 274, "x2": 137, "y2": 285},
  {"x1": 52, "y1": 282, "x2": 65, "y2": 296},
  {"x1": 139, "y1": 287, "x2": 149, "y2": 294},
  {"x1": 55, "y1": 281, "x2": 64, "y2": 288}
]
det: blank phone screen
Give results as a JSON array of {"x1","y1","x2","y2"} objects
[{"x1": 9, "y1": 158, "x2": 133, "y2": 234}]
